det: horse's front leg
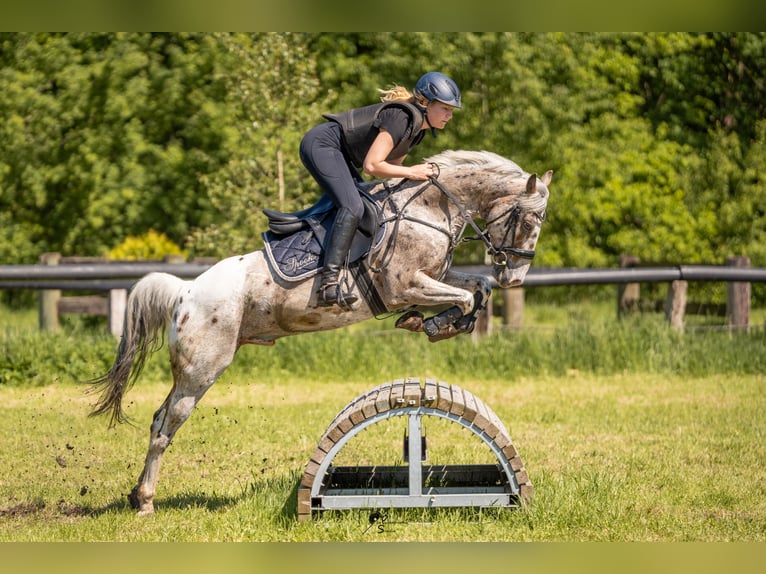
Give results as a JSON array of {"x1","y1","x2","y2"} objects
[{"x1": 390, "y1": 270, "x2": 492, "y2": 341}]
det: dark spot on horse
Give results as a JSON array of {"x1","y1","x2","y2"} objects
[
  {"x1": 180, "y1": 312, "x2": 190, "y2": 326},
  {"x1": 297, "y1": 313, "x2": 323, "y2": 326},
  {"x1": 239, "y1": 256, "x2": 244, "y2": 261},
  {"x1": 179, "y1": 296, "x2": 183, "y2": 304},
  {"x1": 172, "y1": 311, "x2": 178, "y2": 321},
  {"x1": 212, "y1": 317, "x2": 218, "y2": 324}
]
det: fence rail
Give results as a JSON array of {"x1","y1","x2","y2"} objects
[
  {"x1": 0, "y1": 254, "x2": 762, "y2": 335},
  {"x1": 2, "y1": 264, "x2": 765, "y2": 289}
]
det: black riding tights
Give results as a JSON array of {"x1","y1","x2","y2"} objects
[{"x1": 299, "y1": 121, "x2": 365, "y2": 221}]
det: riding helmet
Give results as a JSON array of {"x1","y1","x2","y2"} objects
[{"x1": 414, "y1": 72, "x2": 462, "y2": 109}]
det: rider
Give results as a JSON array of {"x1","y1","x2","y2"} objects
[{"x1": 300, "y1": 71, "x2": 462, "y2": 309}]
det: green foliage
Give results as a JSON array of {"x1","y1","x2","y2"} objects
[{"x1": 1, "y1": 32, "x2": 765, "y2": 281}]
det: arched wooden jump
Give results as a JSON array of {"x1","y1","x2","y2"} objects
[{"x1": 297, "y1": 377, "x2": 533, "y2": 520}]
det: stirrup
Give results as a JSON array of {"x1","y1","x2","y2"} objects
[{"x1": 317, "y1": 281, "x2": 358, "y2": 310}]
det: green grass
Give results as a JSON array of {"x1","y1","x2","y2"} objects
[{"x1": 0, "y1": 302, "x2": 765, "y2": 541}]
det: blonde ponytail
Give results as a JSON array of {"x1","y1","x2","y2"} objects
[{"x1": 378, "y1": 85, "x2": 414, "y2": 103}]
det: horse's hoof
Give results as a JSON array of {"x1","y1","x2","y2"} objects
[
  {"x1": 427, "y1": 324, "x2": 460, "y2": 342},
  {"x1": 136, "y1": 507, "x2": 154, "y2": 516},
  {"x1": 395, "y1": 310, "x2": 424, "y2": 332}
]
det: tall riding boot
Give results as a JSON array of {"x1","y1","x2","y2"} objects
[{"x1": 317, "y1": 207, "x2": 360, "y2": 309}]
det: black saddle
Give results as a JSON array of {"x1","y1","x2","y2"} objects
[
  {"x1": 263, "y1": 187, "x2": 380, "y2": 237},
  {"x1": 261, "y1": 188, "x2": 384, "y2": 282}
]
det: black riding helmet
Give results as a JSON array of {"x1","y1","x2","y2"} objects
[{"x1": 414, "y1": 72, "x2": 462, "y2": 109}]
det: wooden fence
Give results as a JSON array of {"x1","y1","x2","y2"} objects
[{"x1": 0, "y1": 253, "x2": 763, "y2": 336}]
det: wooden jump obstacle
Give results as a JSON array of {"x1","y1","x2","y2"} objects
[{"x1": 297, "y1": 377, "x2": 533, "y2": 520}]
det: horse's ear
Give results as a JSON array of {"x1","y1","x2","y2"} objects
[
  {"x1": 541, "y1": 170, "x2": 553, "y2": 186},
  {"x1": 525, "y1": 174, "x2": 537, "y2": 195}
]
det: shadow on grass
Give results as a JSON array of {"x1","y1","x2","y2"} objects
[{"x1": 79, "y1": 474, "x2": 302, "y2": 519}]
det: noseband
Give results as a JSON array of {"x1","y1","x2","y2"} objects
[
  {"x1": 485, "y1": 204, "x2": 538, "y2": 265},
  {"x1": 427, "y1": 169, "x2": 540, "y2": 266}
]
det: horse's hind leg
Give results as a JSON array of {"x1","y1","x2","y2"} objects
[{"x1": 130, "y1": 344, "x2": 236, "y2": 515}]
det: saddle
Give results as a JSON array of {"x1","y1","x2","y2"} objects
[{"x1": 262, "y1": 187, "x2": 385, "y2": 282}]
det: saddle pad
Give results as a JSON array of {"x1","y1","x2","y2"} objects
[
  {"x1": 263, "y1": 213, "x2": 387, "y2": 283},
  {"x1": 262, "y1": 218, "x2": 327, "y2": 282}
]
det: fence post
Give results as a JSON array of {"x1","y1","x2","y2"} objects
[
  {"x1": 39, "y1": 252, "x2": 61, "y2": 332},
  {"x1": 107, "y1": 289, "x2": 127, "y2": 337},
  {"x1": 617, "y1": 255, "x2": 640, "y2": 317},
  {"x1": 503, "y1": 287, "x2": 524, "y2": 329},
  {"x1": 472, "y1": 291, "x2": 493, "y2": 341},
  {"x1": 726, "y1": 256, "x2": 750, "y2": 330},
  {"x1": 665, "y1": 280, "x2": 688, "y2": 330}
]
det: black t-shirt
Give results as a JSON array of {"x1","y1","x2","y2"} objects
[{"x1": 374, "y1": 107, "x2": 426, "y2": 157}]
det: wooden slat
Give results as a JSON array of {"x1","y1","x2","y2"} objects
[
  {"x1": 423, "y1": 379, "x2": 438, "y2": 406},
  {"x1": 436, "y1": 381, "x2": 452, "y2": 412},
  {"x1": 58, "y1": 295, "x2": 108, "y2": 315},
  {"x1": 448, "y1": 384, "x2": 465, "y2": 416},
  {"x1": 462, "y1": 388, "x2": 478, "y2": 423},
  {"x1": 297, "y1": 488, "x2": 312, "y2": 520},
  {"x1": 375, "y1": 384, "x2": 392, "y2": 413},
  {"x1": 389, "y1": 379, "x2": 405, "y2": 408},
  {"x1": 404, "y1": 377, "x2": 421, "y2": 406}
]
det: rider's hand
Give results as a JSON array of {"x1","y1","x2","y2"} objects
[{"x1": 408, "y1": 163, "x2": 436, "y2": 181}]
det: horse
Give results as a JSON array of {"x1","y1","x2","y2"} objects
[{"x1": 87, "y1": 149, "x2": 552, "y2": 515}]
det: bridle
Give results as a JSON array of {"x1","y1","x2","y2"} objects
[{"x1": 426, "y1": 164, "x2": 543, "y2": 266}]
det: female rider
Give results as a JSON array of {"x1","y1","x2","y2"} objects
[{"x1": 300, "y1": 71, "x2": 462, "y2": 309}]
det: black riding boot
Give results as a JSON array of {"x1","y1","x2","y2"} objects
[{"x1": 317, "y1": 207, "x2": 360, "y2": 309}]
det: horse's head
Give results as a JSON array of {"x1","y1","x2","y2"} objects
[{"x1": 485, "y1": 170, "x2": 551, "y2": 288}]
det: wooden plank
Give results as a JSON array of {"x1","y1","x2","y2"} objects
[
  {"x1": 296, "y1": 488, "x2": 312, "y2": 520},
  {"x1": 317, "y1": 435, "x2": 335, "y2": 455},
  {"x1": 301, "y1": 459, "x2": 320, "y2": 488},
  {"x1": 462, "y1": 388, "x2": 478, "y2": 423},
  {"x1": 389, "y1": 379, "x2": 405, "y2": 408},
  {"x1": 361, "y1": 391, "x2": 378, "y2": 419},
  {"x1": 493, "y1": 432, "x2": 511, "y2": 450},
  {"x1": 423, "y1": 379, "x2": 438, "y2": 406},
  {"x1": 472, "y1": 396, "x2": 492, "y2": 433},
  {"x1": 403, "y1": 378, "x2": 422, "y2": 406},
  {"x1": 436, "y1": 381, "x2": 452, "y2": 412},
  {"x1": 326, "y1": 424, "x2": 345, "y2": 444},
  {"x1": 519, "y1": 484, "x2": 534, "y2": 501},
  {"x1": 375, "y1": 384, "x2": 392, "y2": 413},
  {"x1": 348, "y1": 405, "x2": 366, "y2": 425},
  {"x1": 502, "y1": 443, "x2": 519, "y2": 461},
  {"x1": 449, "y1": 384, "x2": 465, "y2": 416},
  {"x1": 58, "y1": 295, "x2": 108, "y2": 315}
]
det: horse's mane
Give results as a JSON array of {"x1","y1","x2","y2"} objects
[
  {"x1": 426, "y1": 150, "x2": 526, "y2": 179},
  {"x1": 426, "y1": 150, "x2": 548, "y2": 211}
]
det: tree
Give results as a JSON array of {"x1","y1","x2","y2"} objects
[
  {"x1": 186, "y1": 33, "x2": 326, "y2": 257},
  {"x1": 0, "y1": 33, "x2": 233, "y2": 262}
]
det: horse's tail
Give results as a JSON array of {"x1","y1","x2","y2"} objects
[{"x1": 87, "y1": 272, "x2": 185, "y2": 427}]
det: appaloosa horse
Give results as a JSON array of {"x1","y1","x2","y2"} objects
[{"x1": 88, "y1": 149, "x2": 552, "y2": 514}]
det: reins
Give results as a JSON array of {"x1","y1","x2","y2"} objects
[
  {"x1": 427, "y1": 165, "x2": 537, "y2": 265},
  {"x1": 367, "y1": 163, "x2": 539, "y2": 273}
]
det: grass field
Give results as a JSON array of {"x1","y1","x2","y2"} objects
[
  {"x1": 0, "y1": 307, "x2": 766, "y2": 542},
  {"x1": 1, "y1": 301, "x2": 764, "y2": 543}
]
